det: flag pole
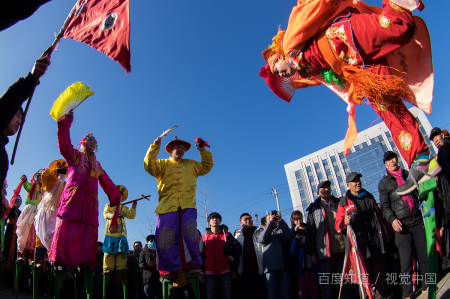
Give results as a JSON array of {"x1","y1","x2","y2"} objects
[{"x1": 10, "y1": 2, "x2": 78, "y2": 165}]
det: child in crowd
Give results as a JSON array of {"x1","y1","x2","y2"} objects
[{"x1": 290, "y1": 230, "x2": 319, "y2": 299}]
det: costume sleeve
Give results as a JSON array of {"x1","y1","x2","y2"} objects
[
  {"x1": 306, "y1": 209, "x2": 318, "y2": 257},
  {"x1": 283, "y1": 0, "x2": 340, "y2": 56},
  {"x1": 98, "y1": 169, "x2": 121, "y2": 208},
  {"x1": 335, "y1": 204, "x2": 347, "y2": 234},
  {"x1": 122, "y1": 205, "x2": 137, "y2": 220},
  {"x1": 103, "y1": 204, "x2": 114, "y2": 220},
  {"x1": 194, "y1": 150, "x2": 214, "y2": 177},
  {"x1": 378, "y1": 180, "x2": 397, "y2": 225},
  {"x1": 143, "y1": 143, "x2": 166, "y2": 178},
  {"x1": 23, "y1": 180, "x2": 31, "y2": 192},
  {"x1": 57, "y1": 116, "x2": 76, "y2": 163},
  {"x1": 0, "y1": 73, "x2": 35, "y2": 133}
]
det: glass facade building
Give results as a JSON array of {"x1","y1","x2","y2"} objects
[{"x1": 284, "y1": 107, "x2": 437, "y2": 217}]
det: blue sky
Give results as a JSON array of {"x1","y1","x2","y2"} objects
[{"x1": 1, "y1": 0, "x2": 449, "y2": 247}]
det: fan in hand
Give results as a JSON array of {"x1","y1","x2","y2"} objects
[{"x1": 50, "y1": 82, "x2": 95, "y2": 121}]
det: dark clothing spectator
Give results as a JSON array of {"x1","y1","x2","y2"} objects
[
  {"x1": 336, "y1": 189, "x2": 389, "y2": 299},
  {"x1": 257, "y1": 218, "x2": 294, "y2": 299},
  {"x1": 435, "y1": 136, "x2": 450, "y2": 257},
  {"x1": 0, "y1": 73, "x2": 35, "y2": 193},
  {"x1": 379, "y1": 168, "x2": 429, "y2": 298},
  {"x1": 129, "y1": 250, "x2": 143, "y2": 299},
  {"x1": 139, "y1": 244, "x2": 161, "y2": 299},
  {"x1": 94, "y1": 252, "x2": 104, "y2": 299},
  {"x1": 306, "y1": 196, "x2": 345, "y2": 299},
  {"x1": 290, "y1": 238, "x2": 319, "y2": 299},
  {"x1": 235, "y1": 226, "x2": 267, "y2": 299},
  {"x1": 200, "y1": 227, "x2": 242, "y2": 299}
]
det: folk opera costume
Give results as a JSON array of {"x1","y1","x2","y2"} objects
[
  {"x1": 259, "y1": 0, "x2": 440, "y2": 189},
  {"x1": 48, "y1": 112, "x2": 121, "y2": 271},
  {"x1": 102, "y1": 185, "x2": 137, "y2": 273},
  {"x1": 2, "y1": 180, "x2": 23, "y2": 265},
  {"x1": 16, "y1": 170, "x2": 44, "y2": 261},
  {"x1": 33, "y1": 160, "x2": 68, "y2": 267},
  {"x1": 1, "y1": 180, "x2": 10, "y2": 247},
  {"x1": 144, "y1": 136, "x2": 213, "y2": 278}
]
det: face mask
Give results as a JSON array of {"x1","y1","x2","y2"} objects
[{"x1": 149, "y1": 241, "x2": 156, "y2": 248}]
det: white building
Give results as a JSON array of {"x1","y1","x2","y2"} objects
[{"x1": 284, "y1": 107, "x2": 437, "y2": 215}]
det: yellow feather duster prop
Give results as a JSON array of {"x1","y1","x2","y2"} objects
[{"x1": 50, "y1": 82, "x2": 95, "y2": 121}]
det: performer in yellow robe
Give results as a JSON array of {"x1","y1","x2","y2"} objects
[{"x1": 102, "y1": 185, "x2": 137, "y2": 273}]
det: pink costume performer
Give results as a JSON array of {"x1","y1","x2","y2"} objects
[{"x1": 49, "y1": 114, "x2": 121, "y2": 270}]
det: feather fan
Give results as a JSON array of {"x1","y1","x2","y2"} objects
[
  {"x1": 259, "y1": 64, "x2": 296, "y2": 103},
  {"x1": 50, "y1": 82, "x2": 95, "y2": 121}
]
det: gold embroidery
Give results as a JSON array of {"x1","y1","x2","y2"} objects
[
  {"x1": 326, "y1": 24, "x2": 358, "y2": 66},
  {"x1": 183, "y1": 219, "x2": 198, "y2": 243},
  {"x1": 399, "y1": 131, "x2": 412, "y2": 151},
  {"x1": 389, "y1": 1, "x2": 405, "y2": 12},
  {"x1": 379, "y1": 15, "x2": 391, "y2": 28},
  {"x1": 157, "y1": 227, "x2": 176, "y2": 250}
]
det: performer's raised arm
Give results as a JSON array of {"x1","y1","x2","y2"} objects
[
  {"x1": 57, "y1": 111, "x2": 76, "y2": 163},
  {"x1": 143, "y1": 136, "x2": 166, "y2": 178},
  {"x1": 121, "y1": 204, "x2": 137, "y2": 220},
  {"x1": 98, "y1": 166, "x2": 121, "y2": 208},
  {"x1": 194, "y1": 145, "x2": 213, "y2": 177}
]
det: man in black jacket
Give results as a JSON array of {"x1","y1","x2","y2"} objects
[
  {"x1": 139, "y1": 235, "x2": 161, "y2": 299},
  {"x1": 129, "y1": 241, "x2": 144, "y2": 299},
  {"x1": 0, "y1": 55, "x2": 51, "y2": 192},
  {"x1": 379, "y1": 151, "x2": 429, "y2": 299}
]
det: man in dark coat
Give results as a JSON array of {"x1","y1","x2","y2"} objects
[
  {"x1": 129, "y1": 241, "x2": 144, "y2": 299},
  {"x1": 139, "y1": 235, "x2": 161, "y2": 299},
  {"x1": 0, "y1": 55, "x2": 51, "y2": 192},
  {"x1": 379, "y1": 151, "x2": 429, "y2": 299}
]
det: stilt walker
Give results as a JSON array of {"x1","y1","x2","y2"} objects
[
  {"x1": 144, "y1": 131, "x2": 213, "y2": 299},
  {"x1": 259, "y1": 0, "x2": 439, "y2": 297},
  {"x1": 102, "y1": 185, "x2": 137, "y2": 299}
]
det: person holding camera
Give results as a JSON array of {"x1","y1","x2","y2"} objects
[{"x1": 257, "y1": 211, "x2": 294, "y2": 299}]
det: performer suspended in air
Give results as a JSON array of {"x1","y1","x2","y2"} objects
[
  {"x1": 48, "y1": 110, "x2": 121, "y2": 272},
  {"x1": 259, "y1": 0, "x2": 438, "y2": 192}
]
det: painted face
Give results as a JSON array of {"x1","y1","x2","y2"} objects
[
  {"x1": 171, "y1": 143, "x2": 186, "y2": 160},
  {"x1": 85, "y1": 137, "x2": 97, "y2": 153},
  {"x1": 4, "y1": 110, "x2": 22, "y2": 136},
  {"x1": 273, "y1": 59, "x2": 295, "y2": 78}
]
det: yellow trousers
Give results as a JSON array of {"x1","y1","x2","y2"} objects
[{"x1": 103, "y1": 253, "x2": 128, "y2": 271}]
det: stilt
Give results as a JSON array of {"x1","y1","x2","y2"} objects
[
  {"x1": 69, "y1": 268, "x2": 78, "y2": 299},
  {"x1": 418, "y1": 178, "x2": 437, "y2": 299},
  {"x1": 32, "y1": 265, "x2": 43, "y2": 299},
  {"x1": 102, "y1": 272, "x2": 112, "y2": 299},
  {"x1": 53, "y1": 267, "x2": 66, "y2": 299},
  {"x1": 185, "y1": 272, "x2": 200, "y2": 299},
  {"x1": 160, "y1": 277, "x2": 173, "y2": 299},
  {"x1": 13, "y1": 260, "x2": 24, "y2": 299},
  {"x1": 119, "y1": 270, "x2": 127, "y2": 299},
  {"x1": 82, "y1": 271, "x2": 94, "y2": 299}
]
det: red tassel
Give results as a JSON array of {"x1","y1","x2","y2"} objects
[{"x1": 109, "y1": 206, "x2": 120, "y2": 234}]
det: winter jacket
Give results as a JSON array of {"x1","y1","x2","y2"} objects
[
  {"x1": 290, "y1": 240, "x2": 319, "y2": 276},
  {"x1": 335, "y1": 189, "x2": 388, "y2": 259},
  {"x1": 0, "y1": 73, "x2": 36, "y2": 193},
  {"x1": 235, "y1": 226, "x2": 265, "y2": 275},
  {"x1": 128, "y1": 250, "x2": 142, "y2": 282},
  {"x1": 143, "y1": 142, "x2": 213, "y2": 214},
  {"x1": 378, "y1": 169, "x2": 423, "y2": 227},
  {"x1": 200, "y1": 228, "x2": 241, "y2": 275},
  {"x1": 95, "y1": 253, "x2": 104, "y2": 285},
  {"x1": 257, "y1": 219, "x2": 294, "y2": 274},
  {"x1": 436, "y1": 137, "x2": 450, "y2": 228},
  {"x1": 305, "y1": 196, "x2": 340, "y2": 260},
  {"x1": 139, "y1": 244, "x2": 158, "y2": 285}
]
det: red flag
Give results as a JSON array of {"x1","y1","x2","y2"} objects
[{"x1": 63, "y1": 0, "x2": 131, "y2": 72}]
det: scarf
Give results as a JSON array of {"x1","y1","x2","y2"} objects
[{"x1": 387, "y1": 168, "x2": 414, "y2": 210}]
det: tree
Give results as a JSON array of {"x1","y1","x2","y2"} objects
[
  {"x1": 139, "y1": 212, "x2": 156, "y2": 239},
  {"x1": 197, "y1": 178, "x2": 221, "y2": 232}
]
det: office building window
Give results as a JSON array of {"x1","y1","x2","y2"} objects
[
  {"x1": 323, "y1": 159, "x2": 328, "y2": 166},
  {"x1": 430, "y1": 147, "x2": 436, "y2": 156},
  {"x1": 317, "y1": 173, "x2": 323, "y2": 181},
  {"x1": 345, "y1": 168, "x2": 350, "y2": 174},
  {"x1": 337, "y1": 176, "x2": 343, "y2": 184},
  {"x1": 312, "y1": 186, "x2": 317, "y2": 193},
  {"x1": 314, "y1": 163, "x2": 320, "y2": 170},
  {"x1": 331, "y1": 156, "x2": 337, "y2": 163},
  {"x1": 326, "y1": 169, "x2": 332, "y2": 176},
  {"x1": 302, "y1": 200, "x2": 308, "y2": 210},
  {"x1": 339, "y1": 152, "x2": 345, "y2": 159},
  {"x1": 297, "y1": 180, "x2": 304, "y2": 189},
  {"x1": 300, "y1": 190, "x2": 306, "y2": 199},
  {"x1": 382, "y1": 145, "x2": 388, "y2": 152},
  {"x1": 340, "y1": 186, "x2": 347, "y2": 194},
  {"x1": 295, "y1": 170, "x2": 301, "y2": 180},
  {"x1": 362, "y1": 142, "x2": 368, "y2": 148},
  {"x1": 385, "y1": 131, "x2": 391, "y2": 138},
  {"x1": 370, "y1": 138, "x2": 377, "y2": 144},
  {"x1": 342, "y1": 162, "x2": 348, "y2": 169},
  {"x1": 330, "y1": 179, "x2": 335, "y2": 186},
  {"x1": 398, "y1": 162, "x2": 404, "y2": 169},
  {"x1": 354, "y1": 146, "x2": 360, "y2": 152},
  {"x1": 332, "y1": 190, "x2": 337, "y2": 197},
  {"x1": 420, "y1": 126, "x2": 426, "y2": 136},
  {"x1": 377, "y1": 135, "x2": 383, "y2": 142},
  {"x1": 306, "y1": 166, "x2": 312, "y2": 173},
  {"x1": 309, "y1": 176, "x2": 315, "y2": 183},
  {"x1": 334, "y1": 165, "x2": 340, "y2": 173}
]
